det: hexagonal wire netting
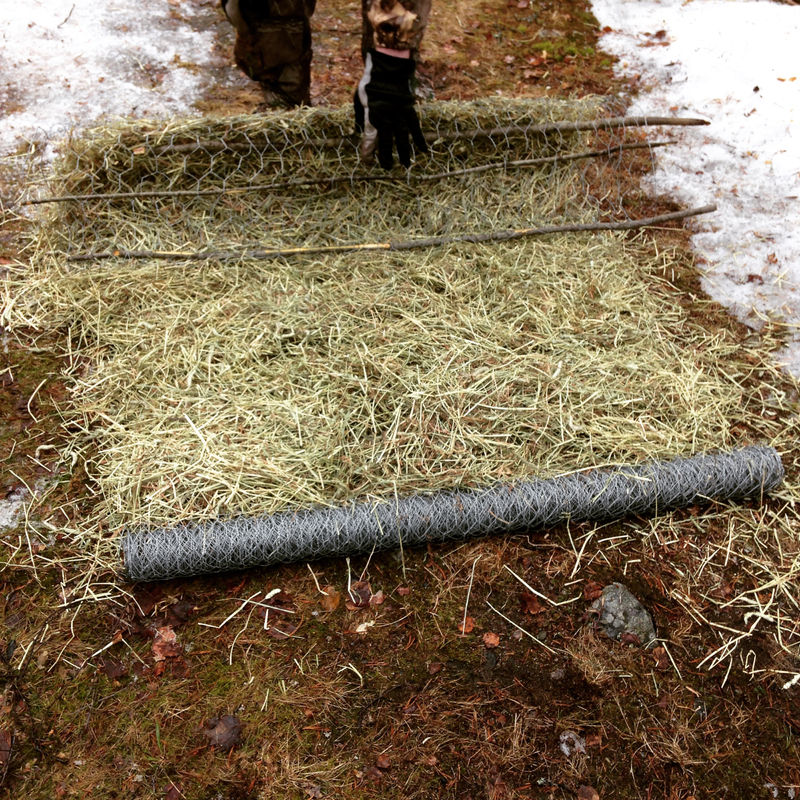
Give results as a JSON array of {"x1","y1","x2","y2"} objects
[
  {"x1": 11, "y1": 97, "x2": 731, "y2": 580},
  {"x1": 20, "y1": 97, "x2": 709, "y2": 262},
  {"x1": 123, "y1": 447, "x2": 783, "y2": 581}
]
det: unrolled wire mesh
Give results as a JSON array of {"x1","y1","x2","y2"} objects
[
  {"x1": 6, "y1": 97, "x2": 783, "y2": 574},
  {"x1": 123, "y1": 446, "x2": 783, "y2": 581},
  {"x1": 17, "y1": 97, "x2": 701, "y2": 259},
  {"x1": 4, "y1": 97, "x2": 798, "y2": 680}
]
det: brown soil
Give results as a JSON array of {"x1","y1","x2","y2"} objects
[{"x1": 1, "y1": 2, "x2": 798, "y2": 800}]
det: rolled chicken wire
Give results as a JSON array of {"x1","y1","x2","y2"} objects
[{"x1": 122, "y1": 446, "x2": 783, "y2": 581}]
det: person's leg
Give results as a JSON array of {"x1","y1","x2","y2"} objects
[{"x1": 222, "y1": 0, "x2": 317, "y2": 106}]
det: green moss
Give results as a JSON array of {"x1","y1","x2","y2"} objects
[
  {"x1": 532, "y1": 39, "x2": 596, "y2": 61},
  {"x1": 573, "y1": 8, "x2": 599, "y2": 27}
]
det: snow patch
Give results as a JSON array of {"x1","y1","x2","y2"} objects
[
  {"x1": 0, "y1": 488, "x2": 27, "y2": 530},
  {"x1": 0, "y1": 0, "x2": 242, "y2": 157},
  {"x1": 592, "y1": 0, "x2": 800, "y2": 371}
]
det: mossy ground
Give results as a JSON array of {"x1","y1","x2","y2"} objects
[
  {"x1": 1, "y1": 1, "x2": 799, "y2": 799},
  {"x1": 4, "y1": 526, "x2": 798, "y2": 799}
]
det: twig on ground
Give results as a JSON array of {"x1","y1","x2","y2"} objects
[
  {"x1": 461, "y1": 555, "x2": 481, "y2": 635},
  {"x1": 486, "y1": 600, "x2": 557, "y2": 654},
  {"x1": 504, "y1": 565, "x2": 581, "y2": 607},
  {"x1": 65, "y1": 204, "x2": 717, "y2": 263},
  {"x1": 198, "y1": 590, "x2": 265, "y2": 629},
  {"x1": 57, "y1": 4, "x2": 75, "y2": 27},
  {"x1": 307, "y1": 564, "x2": 327, "y2": 595},
  {"x1": 24, "y1": 141, "x2": 672, "y2": 205}
]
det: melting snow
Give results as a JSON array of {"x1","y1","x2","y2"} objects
[
  {"x1": 0, "y1": 488, "x2": 27, "y2": 530},
  {"x1": 0, "y1": 0, "x2": 242, "y2": 157},
  {"x1": 592, "y1": 0, "x2": 800, "y2": 371}
]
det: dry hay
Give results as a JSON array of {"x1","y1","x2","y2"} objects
[{"x1": 3, "y1": 97, "x2": 799, "y2": 680}]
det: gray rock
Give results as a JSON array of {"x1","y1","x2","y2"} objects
[{"x1": 591, "y1": 582, "x2": 656, "y2": 647}]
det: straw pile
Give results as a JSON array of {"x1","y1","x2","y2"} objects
[{"x1": 4, "y1": 98, "x2": 796, "y2": 570}]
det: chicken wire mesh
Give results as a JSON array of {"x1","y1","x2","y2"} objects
[
  {"x1": 4, "y1": 98, "x2": 798, "y2": 681},
  {"x1": 6, "y1": 95, "x2": 743, "y2": 571},
  {"x1": 123, "y1": 446, "x2": 783, "y2": 581},
  {"x1": 17, "y1": 96, "x2": 706, "y2": 260}
]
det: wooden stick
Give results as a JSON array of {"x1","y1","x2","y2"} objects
[
  {"x1": 25, "y1": 141, "x2": 673, "y2": 206},
  {"x1": 66, "y1": 204, "x2": 716, "y2": 264},
  {"x1": 144, "y1": 115, "x2": 707, "y2": 156}
]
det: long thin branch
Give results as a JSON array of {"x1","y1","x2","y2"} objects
[
  {"x1": 66, "y1": 204, "x2": 716, "y2": 264},
  {"x1": 145, "y1": 114, "x2": 708, "y2": 156},
  {"x1": 24, "y1": 140, "x2": 672, "y2": 206}
]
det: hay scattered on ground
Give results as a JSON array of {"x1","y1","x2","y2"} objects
[{"x1": 3, "y1": 98, "x2": 799, "y2": 679}]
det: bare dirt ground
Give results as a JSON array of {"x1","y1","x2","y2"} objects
[{"x1": 1, "y1": 2, "x2": 798, "y2": 799}]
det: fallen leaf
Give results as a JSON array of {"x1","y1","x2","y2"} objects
[
  {"x1": 266, "y1": 620, "x2": 298, "y2": 639},
  {"x1": 345, "y1": 580, "x2": 372, "y2": 610},
  {"x1": 354, "y1": 620, "x2": 375, "y2": 635},
  {"x1": 583, "y1": 581, "x2": 603, "y2": 601},
  {"x1": 101, "y1": 657, "x2": 128, "y2": 681},
  {"x1": 270, "y1": 590, "x2": 297, "y2": 611},
  {"x1": 520, "y1": 592, "x2": 544, "y2": 615},
  {"x1": 396, "y1": 586, "x2": 411, "y2": 596},
  {"x1": 164, "y1": 599, "x2": 196, "y2": 628},
  {"x1": 202, "y1": 715, "x2": 242, "y2": 750},
  {"x1": 320, "y1": 586, "x2": 341, "y2": 612},
  {"x1": 428, "y1": 661, "x2": 443, "y2": 675},
  {"x1": 619, "y1": 632, "x2": 641, "y2": 646},
  {"x1": 375, "y1": 753, "x2": 391, "y2": 769},
  {"x1": 152, "y1": 626, "x2": 181, "y2": 662},
  {"x1": 483, "y1": 632, "x2": 500, "y2": 649},
  {"x1": 652, "y1": 646, "x2": 669, "y2": 671},
  {"x1": 133, "y1": 585, "x2": 163, "y2": 617},
  {"x1": 369, "y1": 590, "x2": 385, "y2": 607},
  {"x1": 458, "y1": 616, "x2": 475, "y2": 634},
  {"x1": 577, "y1": 786, "x2": 599, "y2": 800},
  {"x1": 165, "y1": 782, "x2": 182, "y2": 800},
  {"x1": 364, "y1": 765, "x2": 383, "y2": 782}
]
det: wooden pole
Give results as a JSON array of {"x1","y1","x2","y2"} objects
[
  {"x1": 24, "y1": 141, "x2": 671, "y2": 206},
  {"x1": 66, "y1": 204, "x2": 716, "y2": 264}
]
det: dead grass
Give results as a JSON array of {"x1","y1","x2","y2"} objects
[{"x1": 7, "y1": 101, "x2": 793, "y2": 557}]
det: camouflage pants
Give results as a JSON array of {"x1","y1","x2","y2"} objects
[{"x1": 222, "y1": 0, "x2": 431, "y2": 106}]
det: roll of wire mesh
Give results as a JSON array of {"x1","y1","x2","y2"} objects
[{"x1": 122, "y1": 446, "x2": 783, "y2": 581}]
